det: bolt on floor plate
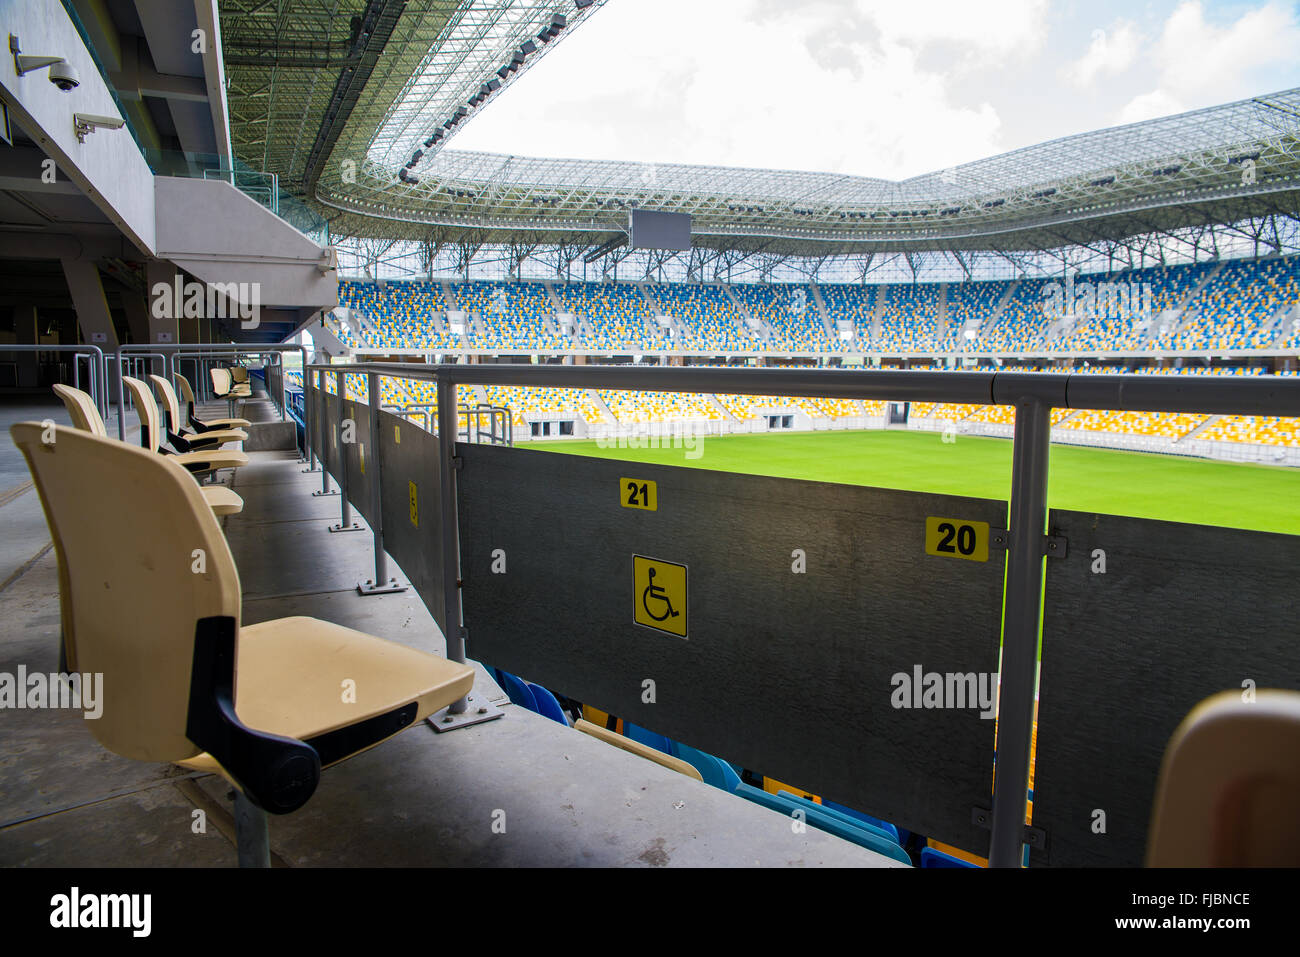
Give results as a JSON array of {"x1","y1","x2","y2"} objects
[{"x1": 428, "y1": 692, "x2": 505, "y2": 732}]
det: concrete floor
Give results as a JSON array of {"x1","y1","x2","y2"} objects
[{"x1": 0, "y1": 392, "x2": 904, "y2": 867}]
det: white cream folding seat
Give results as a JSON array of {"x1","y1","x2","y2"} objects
[
  {"x1": 1147, "y1": 689, "x2": 1300, "y2": 866},
  {"x1": 148, "y1": 373, "x2": 247, "y2": 452},
  {"x1": 52, "y1": 383, "x2": 243, "y2": 516},
  {"x1": 211, "y1": 366, "x2": 252, "y2": 417},
  {"x1": 122, "y1": 376, "x2": 249, "y2": 478},
  {"x1": 10, "y1": 422, "x2": 475, "y2": 866},
  {"x1": 175, "y1": 372, "x2": 250, "y2": 432}
]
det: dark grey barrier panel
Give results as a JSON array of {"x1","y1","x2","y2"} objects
[
  {"x1": 377, "y1": 410, "x2": 445, "y2": 632},
  {"x1": 308, "y1": 380, "x2": 325, "y2": 465},
  {"x1": 459, "y1": 444, "x2": 1008, "y2": 853},
  {"x1": 340, "y1": 399, "x2": 375, "y2": 527},
  {"x1": 1032, "y1": 510, "x2": 1300, "y2": 867},
  {"x1": 323, "y1": 395, "x2": 342, "y2": 485}
]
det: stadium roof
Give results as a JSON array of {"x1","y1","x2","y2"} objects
[{"x1": 222, "y1": 2, "x2": 1300, "y2": 257}]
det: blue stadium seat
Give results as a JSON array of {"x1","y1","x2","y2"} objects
[
  {"x1": 735, "y1": 786, "x2": 912, "y2": 865},
  {"x1": 817, "y1": 798, "x2": 903, "y2": 845},
  {"x1": 494, "y1": 668, "x2": 537, "y2": 712},
  {"x1": 777, "y1": 791, "x2": 904, "y2": 849},
  {"x1": 674, "y1": 743, "x2": 743, "y2": 790},
  {"x1": 623, "y1": 723, "x2": 676, "y2": 755},
  {"x1": 526, "y1": 681, "x2": 569, "y2": 725},
  {"x1": 920, "y1": 847, "x2": 980, "y2": 868}
]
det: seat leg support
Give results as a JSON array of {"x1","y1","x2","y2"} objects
[{"x1": 234, "y1": 791, "x2": 270, "y2": 868}]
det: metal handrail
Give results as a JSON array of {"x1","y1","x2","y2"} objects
[
  {"x1": 113, "y1": 345, "x2": 311, "y2": 469},
  {"x1": 1, "y1": 343, "x2": 108, "y2": 414},
  {"x1": 302, "y1": 361, "x2": 1300, "y2": 867}
]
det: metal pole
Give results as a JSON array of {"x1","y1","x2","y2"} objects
[
  {"x1": 328, "y1": 369, "x2": 359, "y2": 531},
  {"x1": 437, "y1": 375, "x2": 468, "y2": 714},
  {"x1": 114, "y1": 348, "x2": 127, "y2": 439},
  {"x1": 358, "y1": 372, "x2": 405, "y2": 595},
  {"x1": 301, "y1": 350, "x2": 317, "y2": 470},
  {"x1": 988, "y1": 397, "x2": 1051, "y2": 867}
]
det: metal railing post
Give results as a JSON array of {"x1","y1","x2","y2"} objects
[
  {"x1": 437, "y1": 374, "x2": 469, "y2": 714},
  {"x1": 328, "y1": 369, "x2": 361, "y2": 532},
  {"x1": 988, "y1": 397, "x2": 1051, "y2": 868},
  {"x1": 114, "y1": 348, "x2": 127, "y2": 439},
  {"x1": 357, "y1": 371, "x2": 405, "y2": 595}
]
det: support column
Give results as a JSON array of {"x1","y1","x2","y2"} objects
[
  {"x1": 121, "y1": 291, "x2": 148, "y2": 345},
  {"x1": 61, "y1": 259, "x2": 118, "y2": 350},
  {"x1": 145, "y1": 261, "x2": 181, "y2": 345}
]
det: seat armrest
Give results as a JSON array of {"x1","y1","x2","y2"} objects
[
  {"x1": 185, "y1": 616, "x2": 321, "y2": 814},
  {"x1": 171, "y1": 449, "x2": 249, "y2": 473}
]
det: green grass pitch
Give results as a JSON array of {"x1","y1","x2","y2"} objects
[{"x1": 531, "y1": 429, "x2": 1300, "y2": 535}]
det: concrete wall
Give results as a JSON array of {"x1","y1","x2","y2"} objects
[{"x1": 0, "y1": 0, "x2": 156, "y2": 255}]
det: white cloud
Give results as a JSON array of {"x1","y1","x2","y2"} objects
[
  {"x1": 1063, "y1": 22, "x2": 1142, "y2": 88},
  {"x1": 862, "y1": 0, "x2": 1050, "y2": 61},
  {"x1": 449, "y1": 0, "x2": 1048, "y2": 179},
  {"x1": 1118, "y1": 1, "x2": 1300, "y2": 123}
]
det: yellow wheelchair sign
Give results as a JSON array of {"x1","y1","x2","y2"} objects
[{"x1": 633, "y1": 555, "x2": 688, "y2": 639}]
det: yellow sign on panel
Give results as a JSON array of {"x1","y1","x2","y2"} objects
[
  {"x1": 924, "y1": 517, "x2": 990, "y2": 562},
  {"x1": 359, "y1": 443, "x2": 365, "y2": 474},
  {"x1": 408, "y1": 481, "x2": 418, "y2": 528},
  {"x1": 620, "y1": 477, "x2": 657, "y2": 511},
  {"x1": 395, "y1": 425, "x2": 401, "y2": 444},
  {"x1": 633, "y1": 555, "x2": 687, "y2": 638}
]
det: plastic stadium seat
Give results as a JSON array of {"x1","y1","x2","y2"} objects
[
  {"x1": 211, "y1": 366, "x2": 252, "y2": 417},
  {"x1": 623, "y1": 722, "x2": 676, "y2": 755},
  {"x1": 820, "y1": 798, "x2": 903, "y2": 844},
  {"x1": 494, "y1": 669, "x2": 537, "y2": 711},
  {"x1": 777, "y1": 791, "x2": 903, "y2": 847},
  {"x1": 52, "y1": 384, "x2": 243, "y2": 518},
  {"x1": 149, "y1": 374, "x2": 247, "y2": 451},
  {"x1": 9, "y1": 422, "x2": 476, "y2": 865},
  {"x1": 920, "y1": 847, "x2": 980, "y2": 868},
  {"x1": 122, "y1": 376, "x2": 249, "y2": 477},
  {"x1": 525, "y1": 682, "x2": 570, "y2": 726},
  {"x1": 733, "y1": 784, "x2": 912, "y2": 864},
  {"x1": 674, "y1": 743, "x2": 744, "y2": 790},
  {"x1": 174, "y1": 372, "x2": 251, "y2": 433},
  {"x1": 573, "y1": 719, "x2": 704, "y2": 780},
  {"x1": 1147, "y1": 689, "x2": 1300, "y2": 866}
]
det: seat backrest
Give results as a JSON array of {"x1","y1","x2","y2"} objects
[
  {"x1": 230, "y1": 366, "x2": 249, "y2": 384},
  {"x1": 9, "y1": 423, "x2": 241, "y2": 762},
  {"x1": 122, "y1": 376, "x2": 163, "y2": 452},
  {"x1": 210, "y1": 366, "x2": 232, "y2": 397},
  {"x1": 51, "y1": 384, "x2": 107, "y2": 437},
  {"x1": 148, "y1": 374, "x2": 183, "y2": 433},
  {"x1": 175, "y1": 372, "x2": 197, "y2": 405},
  {"x1": 1147, "y1": 689, "x2": 1300, "y2": 866}
]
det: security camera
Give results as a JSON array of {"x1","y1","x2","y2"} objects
[
  {"x1": 10, "y1": 35, "x2": 78, "y2": 91},
  {"x1": 73, "y1": 113, "x2": 125, "y2": 143},
  {"x1": 47, "y1": 61, "x2": 79, "y2": 91}
]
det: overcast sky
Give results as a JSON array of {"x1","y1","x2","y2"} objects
[{"x1": 451, "y1": 0, "x2": 1300, "y2": 179}]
